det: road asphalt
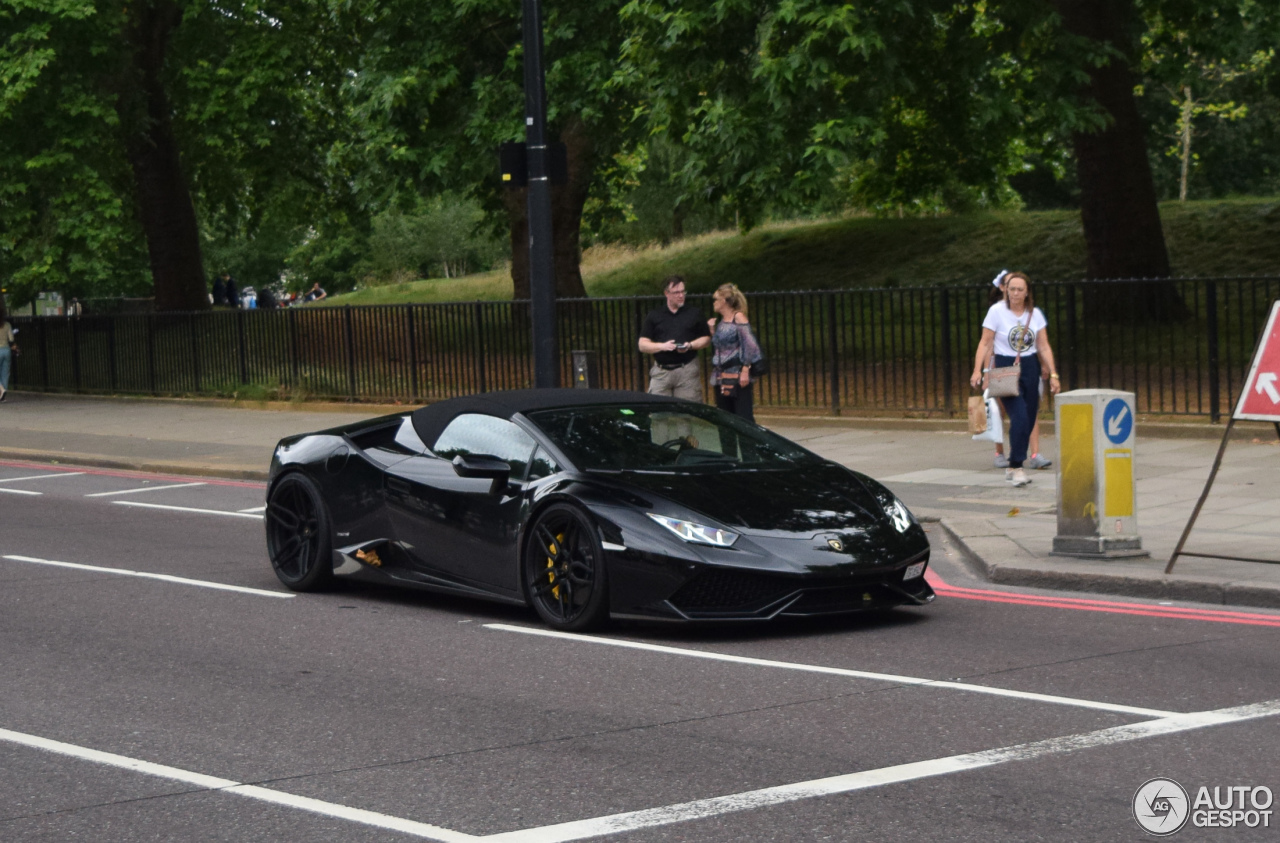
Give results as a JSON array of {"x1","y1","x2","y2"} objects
[{"x1": 3, "y1": 390, "x2": 1279, "y2": 610}]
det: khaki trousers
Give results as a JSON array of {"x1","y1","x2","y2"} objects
[{"x1": 647, "y1": 359, "x2": 702, "y2": 401}]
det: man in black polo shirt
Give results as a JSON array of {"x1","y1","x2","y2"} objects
[{"x1": 638, "y1": 274, "x2": 710, "y2": 401}]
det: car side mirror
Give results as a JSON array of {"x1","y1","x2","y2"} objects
[{"x1": 451, "y1": 454, "x2": 512, "y2": 495}]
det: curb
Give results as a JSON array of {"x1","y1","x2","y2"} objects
[
  {"x1": 5, "y1": 390, "x2": 405, "y2": 416},
  {"x1": 0, "y1": 448, "x2": 268, "y2": 482},
  {"x1": 11, "y1": 390, "x2": 1276, "y2": 441},
  {"x1": 758, "y1": 413, "x2": 1278, "y2": 442},
  {"x1": 937, "y1": 517, "x2": 1280, "y2": 610}
]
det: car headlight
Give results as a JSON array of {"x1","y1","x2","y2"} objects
[
  {"x1": 884, "y1": 498, "x2": 914, "y2": 533},
  {"x1": 646, "y1": 514, "x2": 739, "y2": 547}
]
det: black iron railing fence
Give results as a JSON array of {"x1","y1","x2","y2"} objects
[{"x1": 10, "y1": 277, "x2": 1280, "y2": 420}]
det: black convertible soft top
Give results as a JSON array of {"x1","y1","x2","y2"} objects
[{"x1": 410, "y1": 388, "x2": 686, "y2": 450}]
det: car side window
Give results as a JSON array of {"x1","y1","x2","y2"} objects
[
  {"x1": 348, "y1": 417, "x2": 425, "y2": 459},
  {"x1": 526, "y1": 447, "x2": 560, "y2": 482},
  {"x1": 433, "y1": 414, "x2": 536, "y2": 479}
]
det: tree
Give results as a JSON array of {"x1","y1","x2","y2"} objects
[
  {"x1": 619, "y1": 1, "x2": 1079, "y2": 228},
  {"x1": 117, "y1": 1, "x2": 208, "y2": 311},
  {"x1": 1140, "y1": 1, "x2": 1278, "y2": 201},
  {"x1": 0, "y1": 1, "x2": 150, "y2": 306},
  {"x1": 0, "y1": 1, "x2": 356, "y2": 310},
  {"x1": 345, "y1": 0, "x2": 643, "y2": 299},
  {"x1": 1048, "y1": 0, "x2": 1170, "y2": 282},
  {"x1": 620, "y1": 1, "x2": 1187, "y2": 294}
]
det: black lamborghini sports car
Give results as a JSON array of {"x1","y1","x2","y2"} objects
[{"x1": 265, "y1": 389, "x2": 933, "y2": 630}]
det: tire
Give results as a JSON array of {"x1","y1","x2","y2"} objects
[
  {"x1": 265, "y1": 472, "x2": 334, "y2": 592},
  {"x1": 523, "y1": 503, "x2": 609, "y2": 631}
]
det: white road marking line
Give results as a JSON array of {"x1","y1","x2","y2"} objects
[
  {"x1": 484, "y1": 624, "x2": 1176, "y2": 718},
  {"x1": 0, "y1": 472, "x2": 86, "y2": 485},
  {"x1": 0, "y1": 727, "x2": 478, "y2": 843},
  {"x1": 112, "y1": 500, "x2": 264, "y2": 519},
  {"x1": 0, "y1": 488, "x2": 41, "y2": 496},
  {"x1": 486, "y1": 699, "x2": 1280, "y2": 843},
  {"x1": 238, "y1": 505, "x2": 267, "y2": 513},
  {"x1": 2, "y1": 695, "x2": 1274, "y2": 843},
  {"x1": 2, "y1": 555, "x2": 292, "y2": 599},
  {"x1": 85, "y1": 482, "x2": 208, "y2": 498}
]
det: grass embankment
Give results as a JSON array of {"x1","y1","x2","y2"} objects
[{"x1": 322, "y1": 198, "x2": 1280, "y2": 305}]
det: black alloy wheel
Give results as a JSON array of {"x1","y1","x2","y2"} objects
[
  {"x1": 265, "y1": 472, "x2": 334, "y2": 591},
  {"x1": 523, "y1": 504, "x2": 608, "y2": 631}
]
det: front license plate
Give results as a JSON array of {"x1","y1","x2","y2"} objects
[{"x1": 903, "y1": 561, "x2": 926, "y2": 581}]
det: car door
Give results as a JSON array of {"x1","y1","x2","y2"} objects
[{"x1": 384, "y1": 414, "x2": 535, "y2": 594}]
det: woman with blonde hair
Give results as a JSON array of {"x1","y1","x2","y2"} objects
[
  {"x1": 969, "y1": 272, "x2": 1060, "y2": 487},
  {"x1": 707, "y1": 283, "x2": 763, "y2": 422}
]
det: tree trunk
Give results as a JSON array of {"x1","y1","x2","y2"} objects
[
  {"x1": 1179, "y1": 86, "x2": 1192, "y2": 201},
  {"x1": 505, "y1": 188, "x2": 531, "y2": 299},
  {"x1": 671, "y1": 202, "x2": 686, "y2": 242},
  {"x1": 507, "y1": 116, "x2": 593, "y2": 300},
  {"x1": 118, "y1": 2, "x2": 209, "y2": 312},
  {"x1": 1053, "y1": 0, "x2": 1185, "y2": 321}
]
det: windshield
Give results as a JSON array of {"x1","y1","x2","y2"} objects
[{"x1": 524, "y1": 404, "x2": 819, "y2": 471}]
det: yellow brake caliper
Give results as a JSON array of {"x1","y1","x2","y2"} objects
[{"x1": 546, "y1": 532, "x2": 565, "y2": 599}]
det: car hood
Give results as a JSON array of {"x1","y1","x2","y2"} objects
[{"x1": 611, "y1": 463, "x2": 893, "y2": 537}]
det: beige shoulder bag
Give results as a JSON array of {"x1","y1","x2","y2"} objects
[{"x1": 985, "y1": 310, "x2": 1031, "y2": 398}]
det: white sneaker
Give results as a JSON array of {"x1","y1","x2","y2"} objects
[{"x1": 1005, "y1": 467, "x2": 1031, "y2": 487}]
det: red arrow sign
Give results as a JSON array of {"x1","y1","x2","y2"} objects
[{"x1": 1234, "y1": 300, "x2": 1280, "y2": 421}]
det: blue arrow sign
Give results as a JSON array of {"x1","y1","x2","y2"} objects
[{"x1": 1103, "y1": 398, "x2": 1133, "y2": 444}]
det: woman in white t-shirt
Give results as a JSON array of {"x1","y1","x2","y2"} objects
[{"x1": 969, "y1": 272, "x2": 1060, "y2": 487}]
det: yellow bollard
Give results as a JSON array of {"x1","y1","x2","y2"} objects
[{"x1": 1051, "y1": 389, "x2": 1149, "y2": 558}]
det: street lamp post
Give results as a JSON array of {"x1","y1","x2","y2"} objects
[{"x1": 522, "y1": 0, "x2": 558, "y2": 388}]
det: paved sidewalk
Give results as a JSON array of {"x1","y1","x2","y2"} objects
[{"x1": 3, "y1": 391, "x2": 1279, "y2": 608}]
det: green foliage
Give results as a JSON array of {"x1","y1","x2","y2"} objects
[
  {"x1": 202, "y1": 209, "x2": 305, "y2": 294},
  {"x1": 0, "y1": 0, "x2": 359, "y2": 307},
  {"x1": 585, "y1": 199, "x2": 1280, "y2": 294},
  {"x1": 584, "y1": 139, "x2": 738, "y2": 246},
  {"x1": 341, "y1": 0, "x2": 638, "y2": 227},
  {"x1": 316, "y1": 268, "x2": 514, "y2": 305},
  {"x1": 324, "y1": 198, "x2": 1280, "y2": 305},
  {"x1": 0, "y1": 0, "x2": 149, "y2": 304},
  {"x1": 4, "y1": 0, "x2": 1280, "y2": 309},
  {"x1": 284, "y1": 224, "x2": 367, "y2": 295},
  {"x1": 357, "y1": 194, "x2": 507, "y2": 285},
  {"x1": 1138, "y1": 0, "x2": 1280, "y2": 200},
  {"x1": 615, "y1": 0, "x2": 1101, "y2": 223}
]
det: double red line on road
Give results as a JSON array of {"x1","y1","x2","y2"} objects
[{"x1": 925, "y1": 570, "x2": 1280, "y2": 628}]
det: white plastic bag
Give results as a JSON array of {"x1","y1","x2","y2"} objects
[{"x1": 972, "y1": 390, "x2": 1004, "y2": 443}]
